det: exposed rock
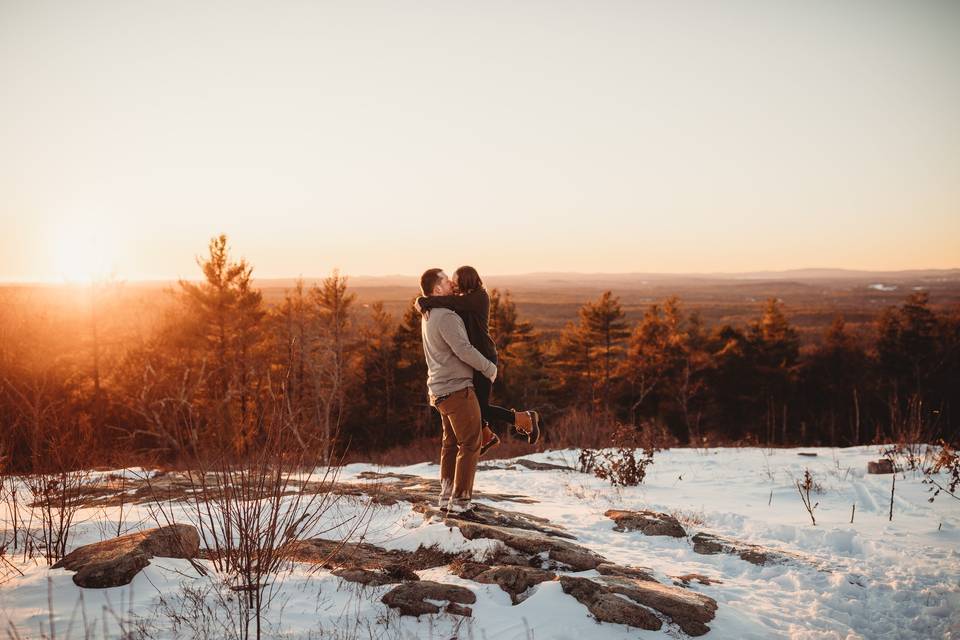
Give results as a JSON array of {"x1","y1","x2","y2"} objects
[
  {"x1": 673, "y1": 573, "x2": 722, "y2": 587},
  {"x1": 65, "y1": 470, "x2": 539, "y2": 510},
  {"x1": 451, "y1": 519, "x2": 604, "y2": 571},
  {"x1": 282, "y1": 538, "x2": 453, "y2": 585},
  {"x1": 381, "y1": 580, "x2": 476, "y2": 617},
  {"x1": 514, "y1": 459, "x2": 576, "y2": 472},
  {"x1": 52, "y1": 524, "x2": 199, "y2": 588},
  {"x1": 452, "y1": 560, "x2": 493, "y2": 581},
  {"x1": 413, "y1": 501, "x2": 575, "y2": 540},
  {"x1": 867, "y1": 459, "x2": 894, "y2": 474},
  {"x1": 598, "y1": 575, "x2": 718, "y2": 636},
  {"x1": 605, "y1": 509, "x2": 686, "y2": 537},
  {"x1": 464, "y1": 565, "x2": 556, "y2": 604},
  {"x1": 596, "y1": 562, "x2": 657, "y2": 582},
  {"x1": 691, "y1": 533, "x2": 790, "y2": 566},
  {"x1": 331, "y1": 566, "x2": 419, "y2": 587},
  {"x1": 351, "y1": 472, "x2": 537, "y2": 505},
  {"x1": 559, "y1": 575, "x2": 662, "y2": 631}
]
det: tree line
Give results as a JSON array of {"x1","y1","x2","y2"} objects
[{"x1": 1, "y1": 235, "x2": 957, "y2": 472}]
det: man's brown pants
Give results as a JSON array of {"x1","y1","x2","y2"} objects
[{"x1": 435, "y1": 386, "x2": 482, "y2": 509}]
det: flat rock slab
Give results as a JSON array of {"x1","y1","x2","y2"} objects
[
  {"x1": 414, "y1": 502, "x2": 575, "y2": 540},
  {"x1": 691, "y1": 533, "x2": 795, "y2": 566},
  {"x1": 282, "y1": 538, "x2": 454, "y2": 585},
  {"x1": 381, "y1": 580, "x2": 476, "y2": 617},
  {"x1": 599, "y1": 575, "x2": 718, "y2": 637},
  {"x1": 596, "y1": 562, "x2": 657, "y2": 582},
  {"x1": 453, "y1": 562, "x2": 556, "y2": 603},
  {"x1": 449, "y1": 518, "x2": 605, "y2": 571},
  {"x1": 560, "y1": 575, "x2": 662, "y2": 631},
  {"x1": 605, "y1": 509, "x2": 687, "y2": 537},
  {"x1": 64, "y1": 470, "x2": 540, "y2": 510},
  {"x1": 52, "y1": 524, "x2": 199, "y2": 588},
  {"x1": 560, "y1": 573, "x2": 718, "y2": 636},
  {"x1": 352, "y1": 472, "x2": 538, "y2": 505}
]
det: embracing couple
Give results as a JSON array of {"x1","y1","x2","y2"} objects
[{"x1": 417, "y1": 266, "x2": 541, "y2": 516}]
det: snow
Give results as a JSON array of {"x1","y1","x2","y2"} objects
[{"x1": 2, "y1": 446, "x2": 959, "y2": 639}]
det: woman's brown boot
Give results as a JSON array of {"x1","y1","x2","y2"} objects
[
  {"x1": 513, "y1": 410, "x2": 541, "y2": 445},
  {"x1": 480, "y1": 424, "x2": 500, "y2": 457}
]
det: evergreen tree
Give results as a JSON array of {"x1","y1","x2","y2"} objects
[
  {"x1": 488, "y1": 289, "x2": 539, "y2": 406},
  {"x1": 354, "y1": 302, "x2": 399, "y2": 448},
  {"x1": 393, "y1": 305, "x2": 432, "y2": 440},
  {"x1": 800, "y1": 315, "x2": 870, "y2": 444},
  {"x1": 178, "y1": 234, "x2": 267, "y2": 453},
  {"x1": 581, "y1": 291, "x2": 630, "y2": 410},
  {"x1": 310, "y1": 270, "x2": 358, "y2": 462}
]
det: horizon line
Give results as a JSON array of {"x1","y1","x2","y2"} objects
[{"x1": 2, "y1": 266, "x2": 959, "y2": 286}]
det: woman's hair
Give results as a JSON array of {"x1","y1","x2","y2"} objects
[{"x1": 454, "y1": 266, "x2": 483, "y2": 294}]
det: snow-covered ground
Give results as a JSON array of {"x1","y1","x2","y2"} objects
[{"x1": 2, "y1": 446, "x2": 959, "y2": 639}]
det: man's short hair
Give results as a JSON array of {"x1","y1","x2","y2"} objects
[{"x1": 420, "y1": 268, "x2": 443, "y2": 296}]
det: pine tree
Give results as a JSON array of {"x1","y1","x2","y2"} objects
[
  {"x1": 310, "y1": 270, "x2": 357, "y2": 463},
  {"x1": 581, "y1": 291, "x2": 629, "y2": 410},
  {"x1": 394, "y1": 305, "x2": 431, "y2": 439},
  {"x1": 269, "y1": 278, "x2": 314, "y2": 447},
  {"x1": 748, "y1": 298, "x2": 800, "y2": 444},
  {"x1": 178, "y1": 234, "x2": 266, "y2": 453},
  {"x1": 488, "y1": 289, "x2": 538, "y2": 403},
  {"x1": 355, "y1": 302, "x2": 399, "y2": 448}
]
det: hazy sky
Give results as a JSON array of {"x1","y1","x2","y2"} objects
[{"x1": 1, "y1": 0, "x2": 958, "y2": 282}]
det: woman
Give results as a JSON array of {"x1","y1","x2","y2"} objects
[{"x1": 416, "y1": 266, "x2": 541, "y2": 456}]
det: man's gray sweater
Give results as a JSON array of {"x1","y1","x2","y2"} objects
[{"x1": 421, "y1": 308, "x2": 497, "y2": 400}]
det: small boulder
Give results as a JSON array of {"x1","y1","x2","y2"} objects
[
  {"x1": 453, "y1": 519, "x2": 604, "y2": 571},
  {"x1": 381, "y1": 580, "x2": 476, "y2": 617},
  {"x1": 469, "y1": 565, "x2": 556, "y2": 604},
  {"x1": 332, "y1": 565, "x2": 419, "y2": 587},
  {"x1": 599, "y1": 575, "x2": 718, "y2": 636},
  {"x1": 867, "y1": 459, "x2": 894, "y2": 474},
  {"x1": 559, "y1": 575, "x2": 662, "y2": 631},
  {"x1": 605, "y1": 509, "x2": 686, "y2": 537},
  {"x1": 691, "y1": 532, "x2": 797, "y2": 566},
  {"x1": 52, "y1": 524, "x2": 199, "y2": 588}
]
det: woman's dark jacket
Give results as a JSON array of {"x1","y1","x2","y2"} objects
[{"x1": 417, "y1": 288, "x2": 497, "y2": 361}]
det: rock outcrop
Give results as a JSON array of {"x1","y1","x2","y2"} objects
[
  {"x1": 381, "y1": 580, "x2": 476, "y2": 617},
  {"x1": 283, "y1": 538, "x2": 454, "y2": 586},
  {"x1": 453, "y1": 562, "x2": 556, "y2": 604},
  {"x1": 605, "y1": 509, "x2": 687, "y2": 537},
  {"x1": 559, "y1": 575, "x2": 663, "y2": 631},
  {"x1": 52, "y1": 524, "x2": 200, "y2": 588},
  {"x1": 690, "y1": 532, "x2": 793, "y2": 566},
  {"x1": 559, "y1": 573, "x2": 719, "y2": 636}
]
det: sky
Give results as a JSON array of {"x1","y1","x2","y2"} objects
[{"x1": 1, "y1": 0, "x2": 958, "y2": 282}]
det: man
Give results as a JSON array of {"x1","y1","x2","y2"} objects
[{"x1": 419, "y1": 267, "x2": 498, "y2": 515}]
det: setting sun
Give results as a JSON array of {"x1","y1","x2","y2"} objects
[{"x1": 51, "y1": 224, "x2": 116, "y2": 283}]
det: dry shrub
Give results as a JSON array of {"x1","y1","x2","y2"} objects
[
  {"x1": 669, "y1": 508, "x2": 706, "y2": 527},
  {"x1": 578, "y1": 420, "x2": 667, "y2": 487}
]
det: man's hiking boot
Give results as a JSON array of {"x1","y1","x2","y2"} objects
[
  {"x1": 480, "y1": 424, "x2": 500, "y2": 457},
  {"x1": 514, "y1": 410, "x2": 541, "y2": 445},
  {"x1": 444, "y1": 500, "x2": 473, "y2": 517}
]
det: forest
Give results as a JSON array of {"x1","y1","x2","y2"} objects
[{"x1": 1, "y1": 235, "x2": 957, "y2": 474}]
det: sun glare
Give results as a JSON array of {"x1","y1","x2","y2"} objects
[{"x1": 52, "y1": 224, "x2": 116, "y2": 283}]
